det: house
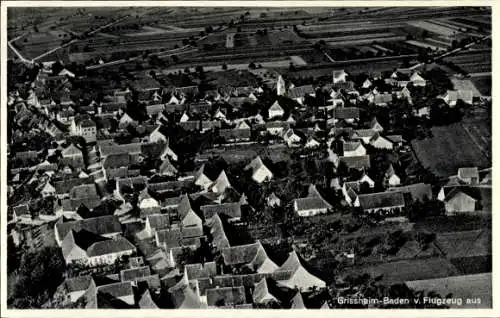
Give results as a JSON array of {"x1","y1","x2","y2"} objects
[
  {"x1": 338, "y1": 155, "x2": 371, "y2": 171},
  {"x1": 155, "y1": 226, "x2": 203, "y2": 250},
  {"x1": 138, "y1": 188, "x2": 161, "y2": 216},
  {"x1": 437, "y1": 186, "x2": 491, "y2": 215},
  {"x1": 384, "y1": 164, "x2": 401, "y2": 186},
  {"x1": 369, "y1": 117, "x2": 384, "y2": 132},
  {"x1": 305, "y1": 136, "x2": 321, "y2": 148},
  {"x1": 194, "y1": 164, "x2": 218, "y2": 190},
  {"x1": 332, "y1": 107, "x2": 360, "y2": 124},
  {"x1": 159, "y1": 141, "x2": 178, "y2": 162},
  {"x1": 370, "y1": 133, "x2": 393, "y2": 150},
  {"x1": 70, "y1": 183, "x2": 101, "y2": 210},
  {"x1": 358, "y1": 173, "x2": 375, "y2": 188},
  {"x1": 118, "y1": 112, "x2": 139, "y2": 129},
  {"x1": 333, "y1": 70, "x2": 348, "y2": 84},
  {"x1": 61, "y1": 230, "x2": 136, "y2": 266},
  {"x1": 409, "y1": 72, "x2": 426, "y2": 87},
  {"x1": 388, "y1": 183, "x2": 432, "y2": 203},
  {"x1": 386, "y1": 135, "x2": 404, "y2": 148},
  {"x1": 168, "y1": 276, "x2": 202, "y2": 309},
  {"x1": 266, "y1": 121, "x2": 290, "y2": 136},
  {"x1": 290, "y1": 291, "x2": 306, "y2": 309},
  {"x1": 342, "y1": 183, "x2": 360, "y2": 207},
  {"x1": 95, "y1": 281, "x2": 135, "y2": 306},
  {"x1": 276, "y1": 250, "x2": 326, "y2": 291},
  {"x1": 414, "y1": 105, "x2": 431, "y2": 117},
  {"x1": 41, "y1": 182, "x2": 56, "y2": 198},
  {"x1": 357, "y1": 191, "x2": 405, "y2": 213},
  {"x1": 207, "y1": 214, "x2": 230, "y2": 250},
  {"x1": 266, "y1": 193, "x2": 281, "y2": 207},
  {"x1": 158, "y1": 158, "x2": 178, "y2": 177},
  {"x1": 63, "y1": 276, "x2": 96, "y2": 302},
  {"x1": 219, "y1": 126, "x2": 252, "y2": 143},
  {"x1": 209, "y1": 170, "x2": 232, "y2": 194},
  {"x1": 328, "y1": 90, "x2": 345, "y2": 107},
  {"x1": 201, "y1": 202, "x2": 241, "y2": 222},
  {"x1": 373, "y1": 93, "x2": 393, "y2": 106},
  {"x1": 61, "y1": 143, "x2": 85, "y2": 167},
  {"x1": 282, "y1": 128, "x2": 301, "y2": 147},
  {"x1": 457, "y1": 167, "x2": 479, "y2": 185},
  {"x1": 343, "y1": 141, "x2": 366, "y2": 157},
  {"x1": 440, "y1": 90, "x2": 473, "y2": 107},
  {"x1": 177, "y1": 194, "x2": 203, "y2": 228},
  {"x1": 353, "y1": 129, "x2": 377, "y2": 144},
  {"x1": 362, "y1": 78, "x2": 372, "y2": 89},
  {"x1": 252, "y1": 278, "x2": 282, "y2": 305},
  {"x1": 71, "y1": 116, "x2": 97, "y2": 143},
  {"x1": 268, "y1": 100, "x2": 285, "y2": 119},
  {"x1": 287, "y1": 85, "x2": 315, "y2": 105},
  {"x1": 244, "y1": 156, "x2": 273, "y2": 183},
  {"x1": 221, "y1": 241, "x2": 279, "y2": 273},
  {"x1": 55, "y1": 215, "x2": 122, "y2": 246},
  {"x1": 293, "y1": 197, "x2": 332, "y2": 217}
]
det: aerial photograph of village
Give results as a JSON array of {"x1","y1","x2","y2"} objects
[{"x1": 4, "y1": 5, "x2": 492, "y2": 310}]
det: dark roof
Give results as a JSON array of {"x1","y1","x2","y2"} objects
[
  {"x1": 64, "y1": 275, "x2": 94, "y2": 293},
  {"x1": 206, "y1": 286, "x2": 246, "y2": 307},
  {"x1": 387, "y1": 183, "x2": 432, "y2": 202},
  {"x1": 87, "y1": 236, "x2": 136, "y2": 257},
  {"x1": 333, "y1": 107, "x2": 360, "y2": 119},
  {"x1": 200, "y1": 202, "x2": 241, "y2": 220},
  {"x1": 70, "y1": 183, "x2": 99, "y2": 199},
  {"x1": 146, "y1": 214, "x2": 170, "y2": 231},
  {"x1": 358, "y1": 191, "x2": 406, "y2": 210},
  {"x1": 56, "y1": 215, "x2": 122, "y2": 242},
  {"x1": 287, "y1": 85, "x2": 315, "y2": 99},
  {"x1": 97, "y1": 281, "x2": 134, "y2": 299},
  {"x1": 103, "y1": 153, "x2": 130, "y2": 169},
  {"x1": 185, "y1": 262, "x2": 217, "y2": 280},
  {"x1": 120, "y1": 266, "x2": 151, "y2": 282}
]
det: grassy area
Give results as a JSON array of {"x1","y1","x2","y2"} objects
[
  {"x1": 411, "y1": 123, "x2": 491, "y2": 177},
  {"x1": 413, "y1": 215, "x2": 491, "y2": 233},
  {"x1": 340, "y1": 257, "x2": 460, "y2": 286}
]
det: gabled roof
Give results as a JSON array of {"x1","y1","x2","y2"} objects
[
  {"x1": 97, "y1": 281, "x2": 134, "y2": 299},
  {"x1": 294, "y1": 197, "x2": 331, "y2": 211},
  {"x1": 138, "y1": 289, "x2": 159, "y2": 309},
  {"x1": 168, "y1": 276, "x2": 202, "y2": 308},
  {"x1": 201, "y1": 202, "x2": 241, "y2": 220},
  {"x1": 269, "y1": 100, "x2": 284, "y2": 111},
  {"x1": 277, "y1": 250, "x2": 325, "y2": 290},
  {"x1": 290, "y1": 291, "x2": 306, "y2": 309},
  {"x1": 210, "y1": 170, "x2": 232, "y2": 193},
  {"x1": 56, "y1": 215, "x2": 122, "y2": 243},
  {"x1": 287, "y1": 85, "x2": 315, "y2": 99},
  {"x1": 221, "y1": 241, "x2": 274, "y2": 269},
  {"x1": 64, "y1": 275, "x2": 94, "y2": 293},
  {"x1": 343, "y1": 141, "x2": 363, "y2": 152},
  {"x1": 339, "y1": 155, "x2": 371, "y2": 170},
  {"x1": 120, "y1": 266, "x2": 151, "y2": 282},
  {"x1": 146, "y1": 214, "x2": 170, "y2": 231},
  {"x1": 353, "y1": 129, "x2": 377, "y2": 139},
  {"x1": 70, "y1": 183, "x2": 99, "y2": 199},
  {"x1": 388, "y1": 183, "x2": 432, "y2": 202},
  {"x1": 358, "y1": 191, "x2": 405, "y2": 210},
  {"x1": 103, "y1": 153, "x2": 130, "y2": 169},
  {"x1": 386, "y1": 135, "x2": 404, "y2": 143},
  {"x1": 458, "y1": 167, "x2": 479, "y2": 180},
  {"x1": 207, "y1": 214, "x2": 230, "y2": 249},
  {"x1": 87, "y1": 236, "x2": 136, "y2": 257},
  {"x1": 185, "y1": 262, "x2": 217, "y2": 280}
]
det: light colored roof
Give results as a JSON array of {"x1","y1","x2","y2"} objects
[
  {"x1": 458, "y1": 167, "x2": 479, "y2": 179},
  {"x1": 294, "y1": 197, "x2": 332, "y2": 211},
  {"x1": 357, "y1": 191, "x2": 405, "y2": 210}
]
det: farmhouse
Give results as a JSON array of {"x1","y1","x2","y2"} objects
[
  {"x1": 287, "y1": 85, "x2": 315, "y2": 105},
  {"x1": 370, "y1": 133, "x2": 393, "y2": 149},
  {"x1": 409, "y1": 72, "x2": 426, "y2": 87},
  {"x1": 244, "y1": 156, "x2": 273, "y2": 183},
  {"x1": 338, "y1": 155, "x2": 371, "y2": 171},
  {"x1": 332, "y1": 107, "x2": 360, "y2": 124},
  {"x1": 294, "y1": 196, "x2": 332, "y2": 217},
  {"x1": 357, "y1": 191, "x2": 405, "y2": 213},
  {"x1": 333, "y1": 70, "x2": 348, "y2": 84},
  {"x1": 221, "y1": 241, "x2": 279, "y2": 273},
  {"x1": 457, "y1": 167, "x2": 479, "y2": 185},
  {"x1": 384, "y1": 164, "x2": 401, "y2": 186},
  {"x1": 276, "y1": 250, "x2": 326, "y2": 291},
  {"x1": 268, "y1": 100, "x2": 285, "y2": 119}
]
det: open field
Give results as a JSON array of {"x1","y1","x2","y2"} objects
[
  {"x1": 413, "y1": 215, "x2": 491, "y2": 233},
  {"x1": 340, "y1": 257, "x2": 460, "y2": 286},
  {"x1": 411, "y1": 123, "x2": 491, "y2": 178}
]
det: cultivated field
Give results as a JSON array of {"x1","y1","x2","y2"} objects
[{"x1": 411, "y1": 123, "x2": 491, "y2": 178}]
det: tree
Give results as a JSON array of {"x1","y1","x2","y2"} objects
[
  {"x1": 8, "y1": 247, "x2": 66, "y2": 308},
  {"x1": 221, "y1": 63, "x2": 228, "y2": 70},
  {"x1": 248, "y1": 62, "x2": 256, "y2": 70}
]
